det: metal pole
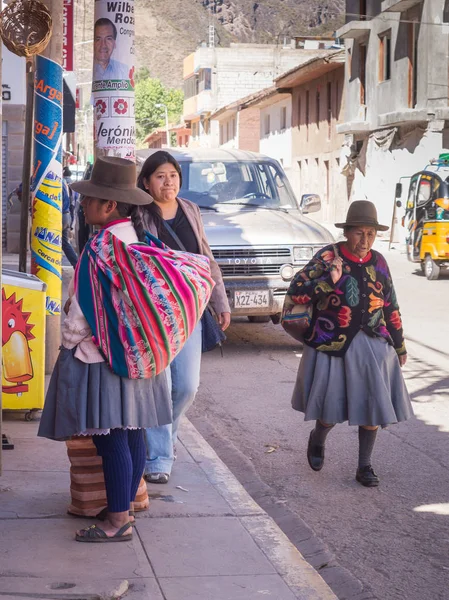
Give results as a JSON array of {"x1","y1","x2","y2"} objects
[{"x1": 19, "y1": 60, "x2": 34, "y2": 273}]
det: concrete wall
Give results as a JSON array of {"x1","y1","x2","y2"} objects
[
  {"x1": 3, "y1": 103, "x2": 26, "y2": 252},
  {"x1": 214, "y1": 46, "x2": 314, "y2": 111},
  {"x1": 345, "y1": 0, "x2": 382, "y2": 22},
  {"x1": 259, "y1": 97, "x2": 292, "y2": 177},
  {"x1": 343, "y1": 1, "x2": 449, "y2": 128},
  {"x1": 290, "y1": 67, "x2": 347, "y2": 225},
  {"x1": 238, "y1": 107, "x2": 260, "y2": 152},
  {"x1": 184, "y1": 45, "x2": 324, "y2": 148},
  {"x1": 348, "y1": 124, "x2": 448, "y2": 232}
]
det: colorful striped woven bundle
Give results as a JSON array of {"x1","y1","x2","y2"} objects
[{"x1": 75, "y1": 229, "x2": 214, "y2": 379}]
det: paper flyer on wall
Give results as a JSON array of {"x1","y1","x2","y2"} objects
[{"x1": 92, "y1": 0, "x2": 136, "y2": 160}]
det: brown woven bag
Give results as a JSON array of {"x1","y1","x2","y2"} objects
[{"x1": 66, "y1": 437, "x2": 149, "y2": 518}]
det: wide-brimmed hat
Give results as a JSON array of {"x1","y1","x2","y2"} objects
[
  {"x1": 71, "y1": 156, "x2": 152, "y2": 205},
  {"x1": 335, "y1": 200, "x2": 389, "y2": 231}
]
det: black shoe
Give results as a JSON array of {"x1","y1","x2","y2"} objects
[
  {"x1": 307, "y1": 430, "x2": 325, "y2": 471},
  {"x1": 356, "y1": 465, "x2": 379, "y2": 487}
]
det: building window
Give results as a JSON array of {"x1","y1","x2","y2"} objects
[
  {"x1": 280, "y1": 106, "x2": 287, "y2": 131},
  {"x1": 184, "y1": 75, "x2": 199, "y2": 99},
  {"x1": 408, "y1": 21, "x2": 418, "y2": 108},
  {"x1": 305, "y1": 90, "x2": 310, "y2": 140},
  {"x1": 316, "y1": 88, "x2": 320, "y2": 129},
  {"x1": 226, "y1": 121, "x2": 230, "y2": 142},
  {"x1": 264, "y1": 114, "x2": 271, "y2": 136},
  {"x1": 297, "y1": 94, "x2": 301, "y2": 128},
  {"x1": 359, "y1": 43, "x2": 367, "y2": 105},
  {"x1": 203, "y1": 118, "x2": 210, "y2": 135},
  {"x1": 192, "y1": 121, "x2": 198, "y2": 139},
  {"x1": 219, "y1": 124, "x2": 223, "y2": 145},
  {"x1": 360, "y1": 0, "x2": 367, "y2": 20},
  {"x1": 199, "y1": 68, "x2": 212, "y2": 92},
  {"x1": 379, "y1": 31, "x2": 392, "y2": 82},
  {"x1": 232, "y1": 118, "x2": 236, "y2": 139},
  {"x1": 327, "y1": 82, "x2": 332, "y2": 140}
]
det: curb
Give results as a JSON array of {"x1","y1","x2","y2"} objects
[{"x1": 180, "y1": 418, "x2": 338, "y2": 600}]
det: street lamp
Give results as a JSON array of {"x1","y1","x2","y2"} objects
[{"x1": 155, "y1": 103, "x2": 170, "y2": 148}]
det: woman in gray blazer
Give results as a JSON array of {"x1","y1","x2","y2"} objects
[{"x1": 137, "y1": 151, "x2": 231, "y2": 483}]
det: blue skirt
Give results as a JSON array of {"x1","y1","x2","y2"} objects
[
  {"x1": 38, "y1": 348, "x2": 172, "y2": 441},
  {"x1": 292, "y1": 332, "x2": 413, "y2": 427}
]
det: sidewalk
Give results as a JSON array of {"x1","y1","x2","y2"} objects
[{"x1": 0, "y1": 411, "x2": 336, "y2": 600}]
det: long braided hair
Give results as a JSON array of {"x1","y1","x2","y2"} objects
[
  {"x1": 98, "y1": 199, "x2": 147, "y2": 242},
  {"x1": 136, "y1": 151, "x2": 183, "y2": 234}
]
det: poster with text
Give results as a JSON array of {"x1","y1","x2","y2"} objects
[
  {"x1": 92, "y1": 0, "x2": 136, "y2": 160},
  {"x1": 31, "y1": 56, "x2": 63, "y2": 317}
]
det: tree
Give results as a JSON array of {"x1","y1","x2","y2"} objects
[{"x1": 134, "y1": 74, "x2": 184, "y2": 146}]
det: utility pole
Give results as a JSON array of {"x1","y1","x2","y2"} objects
[{"x1": 39, "y1": 0, "x2": 63, "y2": 372}]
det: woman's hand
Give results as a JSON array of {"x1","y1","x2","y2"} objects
[
  {"x1": 399, "y1": 353, "x2": 407, "y2": 367},
  {"x1": 330, "y1": 256, "x2": 343, "y2": 284},
  {"x1": 218, "y1": 312, "x2": 231, "y2": 331}
]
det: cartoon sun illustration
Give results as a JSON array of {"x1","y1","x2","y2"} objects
[{"x1": 2, "y1": 290, "x2": 35, "y2": 395}]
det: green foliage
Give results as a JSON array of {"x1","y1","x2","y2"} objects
[{"x1": 134, "y1": 75, "x2": 183, "y2": 145}]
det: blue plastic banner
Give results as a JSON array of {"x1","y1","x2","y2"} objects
[{"x1": 31, "y1": 55, "x2": 63, "y2": 316}]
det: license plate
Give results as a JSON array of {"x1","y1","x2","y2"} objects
[{"x1": 234, "y1": 290, "x2": 270, "y2": 308}]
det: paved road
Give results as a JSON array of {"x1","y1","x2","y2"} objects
[{"x1": 189, "y1": 244, "x2": 449, "y2": 600}]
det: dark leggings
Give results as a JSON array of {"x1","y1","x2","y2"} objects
[{"x1": 93, "y1": 428, "x2": 146, "y2": 513}]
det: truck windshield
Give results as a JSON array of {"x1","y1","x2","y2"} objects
[{"x1": 179, "y1": 160, "x2": 296, "y2": 209}]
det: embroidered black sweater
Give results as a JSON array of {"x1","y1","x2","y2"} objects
[{"x1": 287, "y1": 243, "x2": 406, "y2": 357}]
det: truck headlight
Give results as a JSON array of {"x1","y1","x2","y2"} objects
[
  {"x1": 293, "y1": 246, "x2": 313, "y2": 262},
  {"x1": 280, "y1": 264, "x2": 295, "y2": 281}
]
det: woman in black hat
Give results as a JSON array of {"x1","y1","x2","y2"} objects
[
  {"x1": 289, "y1": 201, "x2": 413, "y2": 486},
  {"x1": 38, "y1": 157, "x2": 213, "y2": 542}
]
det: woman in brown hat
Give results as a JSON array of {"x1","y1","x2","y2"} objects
[
  {"x1": 288, "y1": 200, "x2": 413, "y2": 487},
  {"x1": 38, "y1": 156, "x2": 213, "y2": 541}
]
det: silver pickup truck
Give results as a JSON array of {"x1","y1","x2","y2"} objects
[{"x1": 137, "y1": 148, "x2": 334, "y2": 323}]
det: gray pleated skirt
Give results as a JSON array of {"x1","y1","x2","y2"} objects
[
  {"x1": 38, "y1": 348, "x2": 172, "y2": 441},
  {"x1": 292, "y1": 332, "x2": 413, "y2": 427}
]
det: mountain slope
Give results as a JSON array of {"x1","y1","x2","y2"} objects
[{"x1": 74, "y1": 0, "x2": 344, "y2": 91}]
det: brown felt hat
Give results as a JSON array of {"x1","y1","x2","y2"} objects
[
  {"x1": 335, "y1": 200, "x2": 389, "y2": 232},
  {"x1": 71, "y1": 156, "x2": 152, "y2": 205}
]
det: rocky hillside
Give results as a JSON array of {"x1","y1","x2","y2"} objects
[{"x1": 74, "y1": 0, "x2": 344, "y2": 92}]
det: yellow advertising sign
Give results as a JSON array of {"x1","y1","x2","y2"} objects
[{"x1": 2, "y1": 271, "x2": 46, "y2": 411}]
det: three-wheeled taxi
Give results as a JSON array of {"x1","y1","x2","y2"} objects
[{"x1": 398, "y1": 154, "x2": 449, "y2": 280}]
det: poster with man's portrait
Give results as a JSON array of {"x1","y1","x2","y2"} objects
[{"x1": 92, "y1": 0, "x2": 136, "y2": 159}]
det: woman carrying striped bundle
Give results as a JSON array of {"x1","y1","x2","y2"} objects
[{"x1": 38, "y1": 156, "x2": 214, "y2": 542}]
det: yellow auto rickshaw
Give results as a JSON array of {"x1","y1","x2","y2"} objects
[{"x1": 398, "y1": 154, "x2": 449, "y2": 280}]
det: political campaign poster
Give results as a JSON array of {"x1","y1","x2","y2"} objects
[
  {"x1": 92, "y1": 0, "x2": 136, "y2": 160},
  {"x1": 31, "y1": 55, "x2": 63, "y2": 317}
]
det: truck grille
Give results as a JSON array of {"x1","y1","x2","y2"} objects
[
  {"x1": 213, "y1": 248, "x2": 291, "y2": 260},
  {"x1": 212, "y1": 247, "x2": 291, "y2": 277}
]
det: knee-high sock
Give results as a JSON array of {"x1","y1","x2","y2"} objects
[
  {"x1": 128, "y1": 429, "x2": 146, "y2": 503},
  {"x1": 358, "y1": 427, "x2": 378, "y2": 469},
  {"x1": 94, "y1": 429, "x2": 132, "y2": 513},
  {"x1": 311, "y1": 420, "x2": 335, "y2": 446}
]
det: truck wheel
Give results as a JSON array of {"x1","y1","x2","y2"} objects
[
  {"x1": 270, "y1": 313, "x2": 281, "y2": 325},
  {"x1": 247, "y1": 316, "x2": 271, "y2": 323},
  {"x1": 424, "y1": 255, "x2": 441, "y2": 280}
]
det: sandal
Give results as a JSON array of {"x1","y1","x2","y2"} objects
[{"x1": 75, "y1": 522, "x2": 133, "y2": 543}]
